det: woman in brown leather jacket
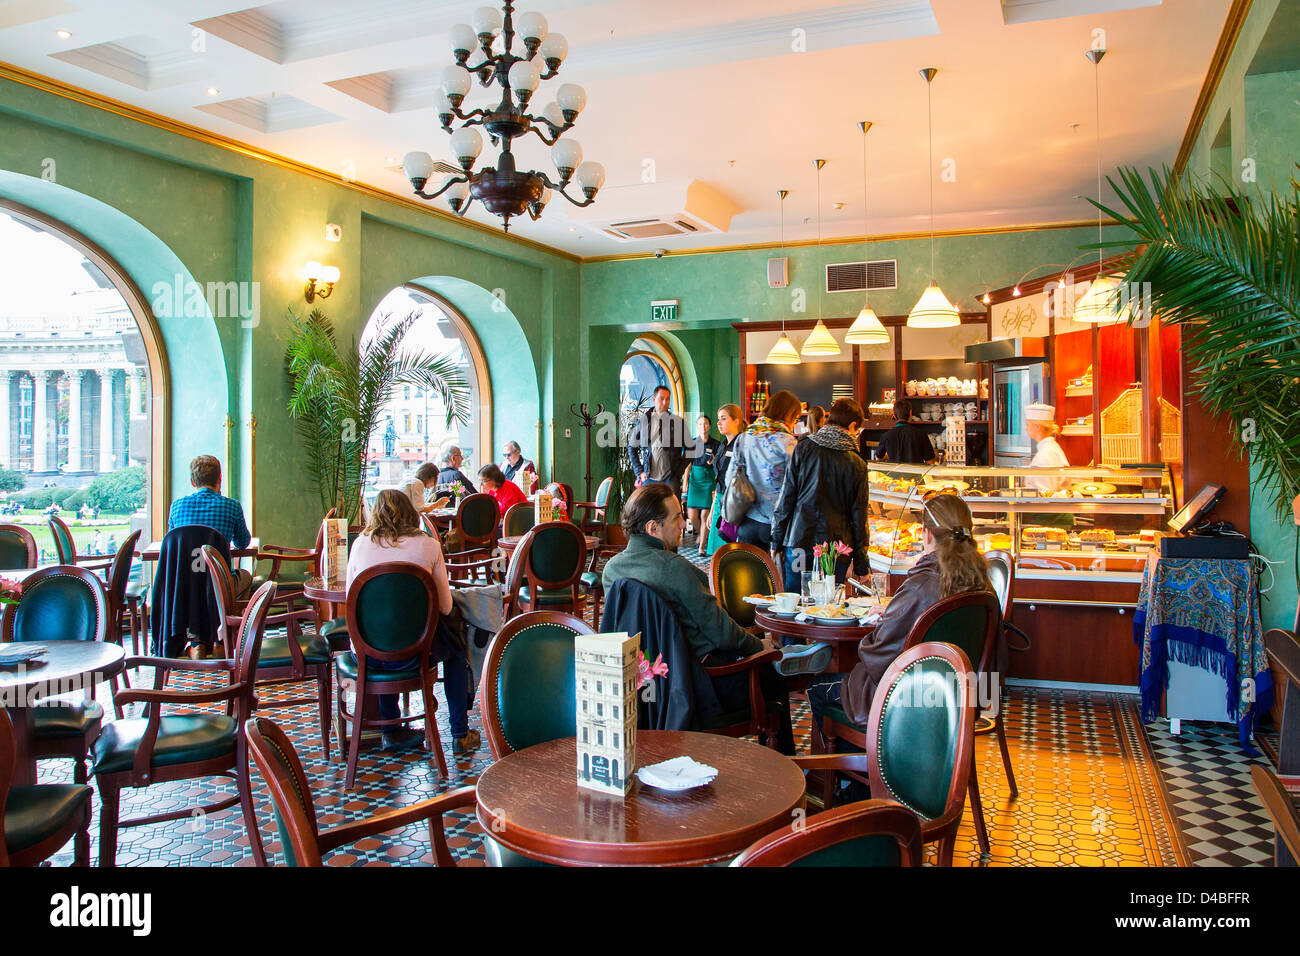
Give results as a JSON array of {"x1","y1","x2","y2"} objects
[{"x1": 806, "y1": 494, "x2": 992, "y2": 736}]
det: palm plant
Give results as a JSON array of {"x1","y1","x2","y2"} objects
[
  {"x1": 284, "y1": 308, "x2": 471, "y2": 523},
  {"x1": 1093, "y1": 165, "x2": 1300, "y2": 523}
]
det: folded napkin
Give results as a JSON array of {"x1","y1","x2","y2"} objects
[{"x1": 635, "y1": 756, "x2": 718, "y2": 790}]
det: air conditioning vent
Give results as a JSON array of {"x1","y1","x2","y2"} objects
[
  {"x1": 825, "y1": 259, "x2": 898, "y2": 293},
  {"x1": 604, "y1": 218, "x2": 700, "y2": 240}
]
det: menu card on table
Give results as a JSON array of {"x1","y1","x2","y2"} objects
[
  {"x1": 319, "y1": 517, "x2": 348, "y2": 590},
  {"x1": 575, "y1": 632, "x2": 639, "y2": 796}
]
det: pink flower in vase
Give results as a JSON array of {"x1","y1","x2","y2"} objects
[
  {"x1": 834, "y1": 540, "x2": 852, "y2": 557},
  {"x1": 812, "y1": 543, "x2": 825, "y2": 559},
  {"x1": 636, "y1": 649, "x2": 668, "y2": 689},
  {"x1": 0, "y1": 576, "x2": 22, "y2": 605}
]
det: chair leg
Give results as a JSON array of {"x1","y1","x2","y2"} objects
[
  {"x1": 937, "y1": 834, "x2": 956, "y2": 867},
  {"x1": 345, "y1": 687, "x2": 365, "y2": 790},
  {"x1": 97, "y1": 783, "x2": 120, "y2": 868},
  {"x1": 237, "y1": 744, "x2": 268, "y2": 867},
  {"x1": 968, "y1": 753, "x2": 991, "y2": 856},
  {"x1": 817, "y1": 718, "x2": 837, "y2": 810},
  {"x1": 421, "y1": 681, "x2": 448, "y2": 778},
  {"x1": 317, "y1": 667, "x2": 332, "y2": 762},
  {"x1": 995, "y1": 713, "x2": 1018, "y2": 800},
  {"x1": 74, "y1": 808, "x2": 90, "y2": 866}
]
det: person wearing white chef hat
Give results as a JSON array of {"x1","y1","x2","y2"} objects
[{"x1": 1024, "y1": 402, "x2": 1071, "y2": 495}]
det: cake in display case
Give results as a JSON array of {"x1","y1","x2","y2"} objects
[{"x1": 865, "y1": 461, "x2": 1171, "y2": 581}]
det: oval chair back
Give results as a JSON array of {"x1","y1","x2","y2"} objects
[
  {"x1": 593, "y1": 477, "x2": 613, "y2": 509},
  {"x1": 710, "y1": 542, "x2": 781, "y2": 630},
  {"x1": 902, "y1": 590, "x2": 1000, "y2": 679},
  {"x1": 732, "y1": 799, "x2": 923, "y2": 867},
  {"x1": 0, "y1": 524, "x2": 37, "y2": 570},
  {"x1": 344, "y1": 563, "x2": 439, "y2": 671},
  {"x1": 246, "y1": 716, "x2": 323, "y2": 867},
  {"x1": 456, "y1": 493, "x2": 500, "y2": 547},
  {"x1": 985, "y1": 550, "x2": 1014, "y2": 619},
  {"x1": 1, "y1": 565, "x2": 107, "y2": 644},
  {"x1": 106, "y1": 530, "x2": 143, "y2": 610},
  {"x1": 231, "y1": 581, "x2": 277, "y2": 718},
  {"x1": 866, "y1": 641, "x2": 974, "y2": 863},
  {"x1": 503, "y1": 502, "x2": 535, "y2": 537},
  {"x1": 480, "y1": 611, "x2": 596, "y2": 758},
  {"x1": 47, "y1": 515, "x2": 77, "y2": 564},
  {"x1": 200, "y1": 545, "x2": 239, "y2": 643},
  {"x1": 504, "y1": 521, "x2": 589, "y2": 616}
]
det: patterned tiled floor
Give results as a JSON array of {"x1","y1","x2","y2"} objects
[{"x1": 28, "y1": 546, "x2": 1278, "y2": 866}]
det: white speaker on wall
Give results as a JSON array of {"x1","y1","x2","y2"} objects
[{"x1": 767, "y1": 257, "x2": 788, "y2": 289}]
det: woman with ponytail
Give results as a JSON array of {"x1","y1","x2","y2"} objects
[{"x1": 806, "y1": 493, "x2": 992, "y2": 734}]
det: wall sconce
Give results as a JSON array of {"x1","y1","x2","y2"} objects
[{"x1": 304, "y1": 262, "x2": 340, "y2": 302}]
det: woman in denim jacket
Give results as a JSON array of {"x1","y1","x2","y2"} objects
[{"x1": 725, "y1": 389, "x2": 801, "y2": 551}]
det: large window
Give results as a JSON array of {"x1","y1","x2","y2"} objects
[
  {"x1": 0, "y1": 208, "x2": 158, "y2": 562},
  {"x1": 362, "y1": 287, "x2": 489, "y2": 502}
]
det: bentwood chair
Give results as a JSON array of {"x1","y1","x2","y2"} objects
[
  {"x1": 47, "y1": 515, "x2": 113, "y2": 576},
  {"x1": 983, "y1": 550, "x2": 1027, "y2": 800},
  {"x1": 732, "y1": 799, "x2": 923, "y2": 867},
  {"x1": 201, "y1": 546, "x2": 332, "y2": 759},
  {"x1": 246, "y1": 717, "x2": 476, "y2": 867},
  {"x1": 573, "y1": 477, "x2": 614, "y2": 537},
  {"x1": 502, "y1": 521, "x2": 589, "y2": 618},
  {"x1": 798, "y1": 641, "x2": 975, "y2": 866},
  {"x1": 1, "y1": 565, "x2": 112, "y2": 782},
  {"x1": 710, "y1": 542, "x2": 783, "y2": 631},
  {"x1": 1251, "y1": 763, "x2": 1300, "y2": 866},
  {"x1": 479, "y1": 611, "x2": 595, "y2": 867},
  {"x1": 581, "y1": 524, "x2": 627, "y2": 624},
  {"x1": 503, "y1": 501, "x2": 535, "y2": 537},
  {"x1": 93, "y1": 581, "x2": 277, "y2": 867},
  {"x1": 336, "y1": 563, "x2": 447, "y2": 787},
  {"x1": 0, "y1": 523, "x2": 37, "y2": 570},
  {"x1": 0, "y1": 708, "x2": 92, "y2": 866},
  {"x1": 105, "y1": 530, "x2": 145, "y2": 662},
  {"x1": 444, "y1": 493, "x2": 501, "y2": 585}
]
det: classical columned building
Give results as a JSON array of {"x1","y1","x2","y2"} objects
[{"x1": 0, "y1": 311, "x2": 148, "y2": 477}]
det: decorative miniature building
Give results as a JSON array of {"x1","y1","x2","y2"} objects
[
  {"x1": 575, "y1": 632, "x2": 639, "y2": 795},
  {"x1": 535, "y1": 490, "x2": 553, "y2": 524},
  {"x1": 319, "y1": 518, "x2": 348, "y2": 590}
]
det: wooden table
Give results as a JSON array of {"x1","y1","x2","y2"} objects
[
  {"x1": 475, "y1": 730, "x2": 805, "y2": 866},
  {"x1": 754, "y1": 606, "x2": 877, "y2": 673},
  {"x1": 138, "y1": 538, "x2": 261, "y2": 561},
  {"x1": 302, "y1": 575, "x2": 344, "y2": 605},
  {"x1": 1, "y1": 640, "x2": 125, "y2": 786},
  {"x1": 498, "y1": 533, "x2": 600, "y2": 554}
]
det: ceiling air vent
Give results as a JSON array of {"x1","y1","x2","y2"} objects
[
  {"x1": 825, "y1": 259, "x2": 898, "y2": 293},
  {"x1": 568, "y1": 180, "x2": 738, "y2": 241},
  {"x1": 602, "y1": 218, "x2": 701, "y2": 240}
]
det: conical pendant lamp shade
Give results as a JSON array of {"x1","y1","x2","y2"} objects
[
  {"x1": 1073, "y1": 274, "x2": 1124, "y2": 325},
  {"x1": 845, "y1": 305, "x2": 889, "y2": 345},
  {"x1": 766, "y1": 332, "x2": 801, "y2": 364},
  {"x1": 800, "y1": 319, "x2": 841, "y2": 356},
  {"x1": 907, "y1": 281, "x2": 959, "y2": 328}
]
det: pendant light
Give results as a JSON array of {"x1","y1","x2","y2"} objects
[
  {"x1": 1074, "y1": 47, "x2": 1123, "y2": 325},
  {"x1": 766, "y1": 189, "x2": 801, "y2": 365},
  {"x1": 802, "y1": 158, "x2": 842, "y2": 356},
  {"x1": 907, "y1": 68, "x2": 959, "y2": 329},
  {"x1": 846, "y1": 120, "x2": 890, "y2": 346}
]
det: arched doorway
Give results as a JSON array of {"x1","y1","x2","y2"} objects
[
  {"x1": 0, "y1": 203, "x2": 166, "y2": 559},
  {"x1": 361, "y1": 286, "x2": 491, "y2": 501},
  {"x1": 621, "y1": 333, "x2": 685, "y2": 416}
]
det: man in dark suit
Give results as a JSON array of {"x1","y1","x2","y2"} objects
[{"x1": 629, "y1": 386, "x2": 690, "y2": 496}]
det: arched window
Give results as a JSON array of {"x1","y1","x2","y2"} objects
[
  {"x1": 0, "y1": 205, "x2": 165, "y2": 561},
  {"x1": 620, "y1": 333, "x2": 685, "y2": 416},
  {"x1": 361, "y1": 286, "x2": 491, "y2": 500}
]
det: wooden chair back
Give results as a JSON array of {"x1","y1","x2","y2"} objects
[
  {"x1": 985, "y1": 550, "x2": 1015, "y2": 619},
  {"x1": 503, "y1": 501, "x2": 535, "y2": 537},
  {"x1": 246, "y1": 716, "x2": 324, "y2": 867},
  {"x1": 1251, "y1": 763, "x2": 1300, "y2": 866},
  {"x1": 733, "y1": 798, "x2": 923, "y2": 867},
  {"x1": 480, "y1": 611, "x2": 595, "y2": 758},
  {"x1": 47, "y1": 514, "x2": 78, "y2": 564},
  {"x1": 902, "y1": 589, "x2": 1000, "y2": 680},
  {"x1": 710, "y1": 542, "x2": 782, "y2": 630},
  {"x1": 504, "y1": 521, "x2": 588, "y2": 613},
  {"x1": 0, "y1": 524, "x2": 37, "y2": 570},
  {"x1": 344, "y1": 562, "x2": 439, "y2": 669},
  {"x1": 456, "y1": 493, "x2": 499, "y2": 547},
  {"x1": 1, "y1": 565, "x2": 107, "y2": 644},
  {"x1": 106, "y1": 530, "x2": 143, "y2": 608}
]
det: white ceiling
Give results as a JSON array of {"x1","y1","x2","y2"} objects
[{"x1": 0, "y1": 0, "x2": 1231, "y2": 256}]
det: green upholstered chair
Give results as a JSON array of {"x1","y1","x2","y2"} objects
[
  {"x1": 503, "y1": 521, "x2": 589, "y2": 618},
  {"x1": 732, "y1": 798, "x2": 923, "y2": 867},
  {"x1": 246, "y1": 716, "x2": 476, "y2": 867},
  {"x1": 104, "y1": 530, "x2": 145, "y2": 663},
  {"x1": 47, "y1": 515, "x2": 112, "y2": 577},
  {"x1": 92, "y1": 581, "x2": 277, "y2": 867},
  {"x1": 0, "y1": 523, "x2": 37, "y2": 570},
  {"x1": 573, "y1": 476, "x2": 614, "y2": 535},
  {"x1": 337, "y1": 563, "x2": 447, "y2": 788},
  {"x1": 801, "y1": 641, "x2": 975, "y2": 866},
  {"x1": 1, "y1": 565, "x2": 111, "y2": 783},
  {"x1": 503, "y1": 501, "x2": 535, "y2": 537},
  {"x1": 710, "y1": 542, "x2": 783, "y2": 630},
  {"x1": 981, "y1": 550, "x2": 1025, "y2": 800},
  {"x1": 201, "y1": 545, "x2": 332, "y2": 759},
  {"x1": 479, "y1": 611, "x2": 595, "y2": 867},
  {"x1": 0, "y1": 707, "x2": 92, "y2": 866},
  {"x1": 580, "y1": 524, "x2": 627, "y2": 625},
  {"x1": 445, "y1": 493, "x2": 502, "y2": 585}
]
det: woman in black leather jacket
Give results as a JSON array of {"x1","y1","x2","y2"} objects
[{"x1": 770, "y1": 398, "x2": 870, "y2": 590}]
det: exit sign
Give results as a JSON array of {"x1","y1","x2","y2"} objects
[{"x1": 651, "y1": 299, "x2": 678, "y2": 322}]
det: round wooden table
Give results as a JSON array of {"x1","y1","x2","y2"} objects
[
  {"x1": 475, "y1": 730, "x2": 805, "y2": 866},
  {"x1": 753, "y1": 605, "x2": 877, "y2": 673},
  {"x1": 302, "y1": 575, "x2": 345, "y2": 605},
  {"x1": 498, "y1": 533, "x2": 600, "y2": 554},
  {"x1": 1, "y1": 640, "x2": 125, "y2": 786}
]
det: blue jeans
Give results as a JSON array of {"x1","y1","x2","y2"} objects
[{"x1": 372, "y1": 624, "x2": 471, "y2": 738}]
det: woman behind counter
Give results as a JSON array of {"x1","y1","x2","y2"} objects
[{"x1": 703, "y1": 404, "x2": 746, "y2": 557}]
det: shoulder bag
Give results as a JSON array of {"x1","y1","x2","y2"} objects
[{"x1": 722, "y1": 435, "x2": 757, "y2": 524}]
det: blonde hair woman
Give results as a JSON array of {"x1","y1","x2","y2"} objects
[{"x1": 703, "y1": 404, "x2": 747, "y2": 557}]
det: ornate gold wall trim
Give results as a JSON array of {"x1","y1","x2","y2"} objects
[{"x1": 1173, "y1": 0, "x2": 1255, "y2": 175}]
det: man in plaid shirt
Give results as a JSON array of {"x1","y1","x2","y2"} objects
[{"x1": 169, "y1": 455, "x2": 253, "y2": 597}]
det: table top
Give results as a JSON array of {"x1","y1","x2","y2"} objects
[
  {"x1": 754, "y1": 605, "x2": 878, "y2": 642},
  {"x1": 139, "y1": 537, "x2": 261, "y2": 560},
  {"x1": 475, "y1": 730, "x2": 805, "y2": 866},
  {"x1": 302, "y1": 575, "x2": 344, "y2": 604},
  {"x1": 0, "y1": 640, "x2": 125, "y2": 699},
  {"x1": 0, "y1": 565, "x2": 60, "y2": 582},
  {"x1": 499, "y1": 533, "x2": 600, "y2": 552}
]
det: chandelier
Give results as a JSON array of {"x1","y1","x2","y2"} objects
[{"x1": 402, "y1": 2, "x2": 604, "y2": 232}]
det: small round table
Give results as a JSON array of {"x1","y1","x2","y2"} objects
[
  {"x1": 498, "y1": 533, "x2": 600, "y2": 554},
  {"x1": 301, "y1": 575, "x2": 344, "y2": 605},
  {"x1": 475, "y1": 730, "x2": 805, "y2": 866},
  {"x1": 0, "y1": 641, "x2": 125, "y2": 786},
  {"x1": 753, "y1": 606, "x2": 877, "y2": 673}
]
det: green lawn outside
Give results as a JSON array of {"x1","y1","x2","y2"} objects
[{"x1": 5, "y1": 511, "x2": 134, "y2": 563}]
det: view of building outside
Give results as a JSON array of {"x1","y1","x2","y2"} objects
[
  {"x1": 0, "y1": 210, "x2": 151, "y2": 561},
  {"x1": 361, "y1": 288, "x2": 481, "y2": 504}
]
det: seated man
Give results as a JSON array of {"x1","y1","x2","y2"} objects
[
  {"x1": 602, "y1": 483, "x2": 831, "y2": 755},
  {"x1": 500, "y1": 440, "x2": 537, "y2": 488},
  {"x1": 168, "y1": 454, "x2": 253, "y2": 598},
  {"x1": 437, "y1": 445, "x2": 477, "y2": 494}
]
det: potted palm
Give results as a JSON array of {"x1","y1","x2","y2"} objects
[{"x1": 284, "y1": 308, "x2": 471, "y2": 524}]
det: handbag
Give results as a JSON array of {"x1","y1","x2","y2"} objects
[{"x1": 722, "y1": 437, "x2": 757, "y2": 524}]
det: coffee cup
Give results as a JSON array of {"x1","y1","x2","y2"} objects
[{"x1": 774, "y1": 592, "x2": 799, "y2": 613}]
